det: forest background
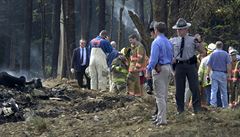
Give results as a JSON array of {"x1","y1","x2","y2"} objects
[{"x1": 0, "y1": 0, "x2": 239, "y2": 79}]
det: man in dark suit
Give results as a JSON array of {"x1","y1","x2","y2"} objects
[{"x1": 71, "y1": 39, "x2": 90, "y2": 89}]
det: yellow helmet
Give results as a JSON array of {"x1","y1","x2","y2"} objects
[
  {"x1": 120, "y1": 48, "x2": 126, "y2": 55},
  {"x1": 207, "y1": 43, "x2": 216, "y2": 55}
]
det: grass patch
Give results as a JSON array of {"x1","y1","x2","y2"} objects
[{"x1": 27, "y1": 116, "x2": 48, "y2": 135}]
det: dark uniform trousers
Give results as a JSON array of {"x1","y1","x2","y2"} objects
[
  {"x1": 75, "y1": 65, "x2": 90, "y2": 89},
  {"x1": 175, "y1": 63, "x2": 201, "y2": 113}
]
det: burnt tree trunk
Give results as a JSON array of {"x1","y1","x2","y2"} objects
[
  {"x1": 40, "y1": 0, "x2": 46, "y2": 78},
  {"x1": 139, "y1": 0, "x2": 144, "y2": 24},
  {"x1": 8, "y1": 0, "x2": 16, "y2": 71},
  {"x1": 118, "y1": 0, "x2": 125, "y2": 50},
  {"x1": 86, "y1": 0, "x2": 92, "y2": 42},
  {"x1": 22, "y1": 0, "x2": 32, "y2": 74},
  {"x1": 153, "y1": 0, "x2": 168, "y2": 35},
  {"x1": 109, "y1": 0, "x2": 114, "y2": 39},
  {"x1": 80, "y1": 0, "x2": 88, "y2": 40},
  {"x1": 59, "y1": 0, "x2": 75, "y2": 78},
  {"x1": 128, "y1": 10, "x2": 152, "y2": 56},
  {"x1": 149, "y1": 0, "x2": 153, "y2": 24},
  {"x1": 98, "y1": 0, "x2": 106, "y2": 31},
  {"x1": 51, "y1": 0, "x2": 61, "y2": 78},
  {"x1": 169, "y1": 0, "x2": 180, "y2": 35}
]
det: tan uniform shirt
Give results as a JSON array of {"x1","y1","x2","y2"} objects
[{"x1": 170, "y1": 34, "x2": 199, "y2": 61}]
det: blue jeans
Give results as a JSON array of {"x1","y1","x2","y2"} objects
[
  {"x1": 217, "y1": 89, "x2": 222, "y2": 107},
  {"x1": 205, "y1": 85, "x2": 222, "y2": 107},
  {"x1": 204, "y1": 85, "x2": 211, "y2": 105},
  {"x1": 210, "y1": 71, "x2": 228, "y2": 108}
]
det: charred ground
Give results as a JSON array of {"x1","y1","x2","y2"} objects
[{"x1": 0, "y1": 78, "x2": 239, "y2": 137}]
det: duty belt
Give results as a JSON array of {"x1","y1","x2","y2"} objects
[{"x1": 176, "y1": 59, "x2": 191, "y2": 64}]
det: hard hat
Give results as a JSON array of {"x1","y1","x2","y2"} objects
[
  {"x1": 120, "y1": 48, "x2": 126, "y2": 55},
  {"x1": 229, "y1": 49, "x2": 239, "y2": 56},
  {"x1": 207, "y1": 43, "x2": 216, "y2": 51}
]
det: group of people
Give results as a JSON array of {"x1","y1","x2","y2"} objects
[{"x1": 70, "y1": 18, "x2": 240, "y2": 126}]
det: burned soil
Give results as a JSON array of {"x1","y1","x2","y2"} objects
[{"x1": 0, "y1": 78, "x2": 240, "y2": 137}]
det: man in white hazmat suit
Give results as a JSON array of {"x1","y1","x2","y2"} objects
[{"x1": 89, "y1": 30, "x2": 113, "y2": 92}]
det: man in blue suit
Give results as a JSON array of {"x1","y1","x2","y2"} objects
[{"x1": 71, "y1": 39, "x2": 90, "y2": 89}]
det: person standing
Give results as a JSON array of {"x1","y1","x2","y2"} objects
[
  {"x1": 207, "y1": 41, "x2": 231, "y2": 108},
  {"x1": 146, "y1": 21, "x2": 173, "y2": 126},
  {"x1": 198, "y1": 43, "x2": 216, "y2": 105},
  {"x1": 110, "y1": 54, "x2": 129, "y2": 93},
  {"x1": 127, "y1": 34, "x2": 146, "y2": 96},
  {"x1": 89, "y1": 30, "x2": 113, "y2": 92},
  {"x1": 107, "y1": 41, "x2": 119, "y2": 92},
  {"x1": 228, "y1": 49, "x2": 240, "y2": 108},
  {"x1": 171, "y1": 18, "x2": 205, "y2": 114},
  {"x1": 71, "y1": 39, "x2": 90, "y2": 89}
]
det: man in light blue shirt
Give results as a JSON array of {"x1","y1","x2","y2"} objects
[
  {"x1": 207, "y1": 41, "x2": 231, "y2": 108},
  {"x1": 146, "y1": 21, "x2": 173, "y2": 126}
]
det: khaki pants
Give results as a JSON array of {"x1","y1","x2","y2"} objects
[
  {"x1": 127, "y1": 72, "x2": 142, "y2": 96},
  {"x1": 152, "y1": 65, "x2": 171, "y2": 124}
]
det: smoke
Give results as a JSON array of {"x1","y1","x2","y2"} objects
[{"x1": 106, "y1": 0, "x2": 137, "y2": 32}]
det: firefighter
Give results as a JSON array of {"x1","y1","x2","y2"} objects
[
  {"x1": 228, "y1": 49, "x2": 240, "y2": 108},
  {"x1": 127, "y1": 34, "x2": 146, "y2": 96},
  {"x1": 198, "y1": 43, "x2": 216, "y2": 105},
  {"x1": 110, "y1": 54, "x2": 129, "y2": 93}
]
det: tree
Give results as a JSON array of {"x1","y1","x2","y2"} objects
[
  {"x1": 80, "y1": 0, "x2": 90, "y2": 40},
  {"x1": 109, "y1": 0, "x2": 114, "y2": 39},
  {"x1": 58, "y1": 0, "x2": 75, "y2": 78},
  {"x1": 22, "y1": 0, "x2": 32, "y2": 74},
  {"x1": 153, "y1": 0, "x2": 168, "y2": 35},
  {"x1": 118, "y1": 0, "x2": 125, "y2": 50},
  {"x1": 8, "y1": 0, "x2": 16, "y2": 71},
  {"x1": 51, "y1": 0, "x2": 61, "y2": 78},
  {"x1": 149, "y1": 0, "x2": 153, "y2": 24},
  {"x1": 40, "y1": 0, "x2": 46, "y2": 78},
  {"x1": 138, "y1": 0, "x2": 144, "y2": 24},
  {"x1": 168, "y1": 0, "x2": 180, "y2": 35},
  {"x1": 98, "y1": 0, "x2": 106, "y2": 31},
  {"x1": 128, "y1": 10, "x2": 151, "y2": 56}
]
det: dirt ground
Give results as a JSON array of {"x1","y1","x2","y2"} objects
[{"x1": 0, "y1": 78, "x2": 240, "y2": 137}]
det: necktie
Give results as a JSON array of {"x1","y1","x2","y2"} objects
[
  {"x1": 180, "y1": 37, "x2": 185, "y2": 58},
  {"x1": 80, "y1": 48, "x2": 83, "y2": 64}
]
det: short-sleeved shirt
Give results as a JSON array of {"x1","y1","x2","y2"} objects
[
  {"x1": 207, "y1": 49, "x2": 231, "y2": 72},
  {"x1": 170, "y1": 34, "x2": 198, "y2": 61}
]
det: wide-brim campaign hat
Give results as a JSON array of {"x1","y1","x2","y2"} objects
[{"x1": 172, "y1": 18, "x2": 191, "y2": 29}]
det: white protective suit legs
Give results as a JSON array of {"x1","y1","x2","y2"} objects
[{"x1": 89, "y1": 48, "x2": 108, "y2": 91}]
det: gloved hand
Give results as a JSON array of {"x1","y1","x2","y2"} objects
[{"x1": 71, "y1": 68, "x2": 75, "y2": 73}]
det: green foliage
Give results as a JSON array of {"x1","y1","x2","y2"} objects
[{"x1": 194, "y1": 0, "x2": 240, "y2": 49}]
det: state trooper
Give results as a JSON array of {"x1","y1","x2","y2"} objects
[{"x1": 170, "y1": 18, "x2": 205, "y2": 114}]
